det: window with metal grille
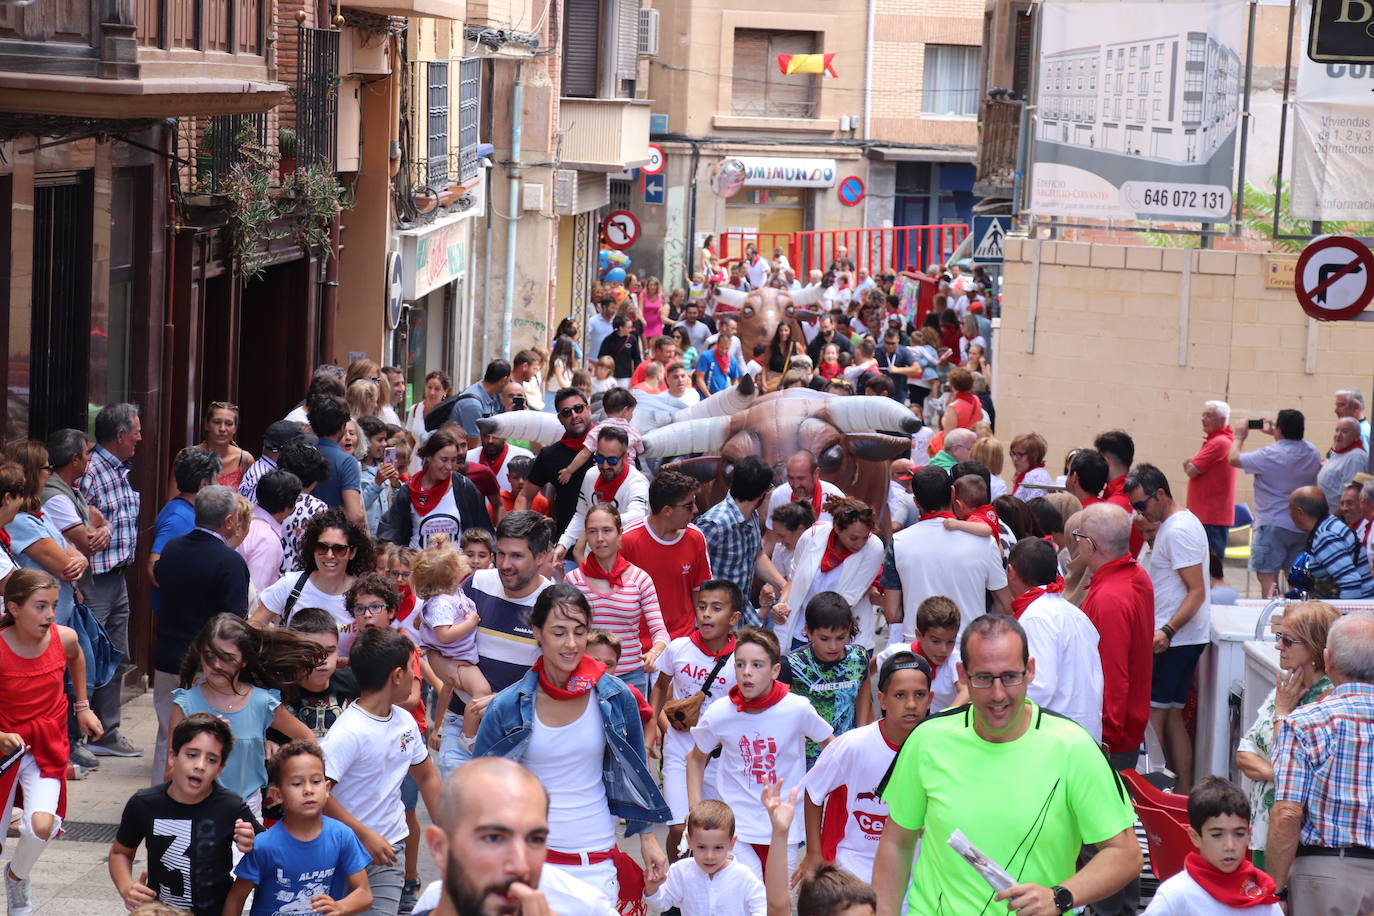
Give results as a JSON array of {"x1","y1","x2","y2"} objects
[
  {"x1": 427, "y1": 62, "x2": 450, "y2": 187},
  {"x1": 730, "y1": 30, "x2": 818, "y2": 118},
  {"x1": 921, "y1": 45, "x2": 979, "y2": 117},
  {"x1": 563, "y1": 0, "x2": 601, "y2": 98},
  {"x1": 458, "y1": 58, "x2": 481, "y2": 181},
  {"x1": 609, "y1": 179, "x2": 632, "y2": 212}
]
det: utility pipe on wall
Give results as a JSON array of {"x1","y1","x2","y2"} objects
[{"x1": 500, "y1": 60, "x2": 524, "y2": 359}]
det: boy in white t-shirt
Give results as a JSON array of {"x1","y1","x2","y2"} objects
[
  {"x1": 1144, "y1": 777, "x2": 1281, "y2": 915},
  {"x1": 651, "y1": 578, "x2": 742, "y2": 861},
  {"x1": 644, "y1": 800, "x2": 766, "y2": 916},
  {"x1": 687, "y1": 627, "x2": 833, "y2": 880},
  {"x1": 858, "y1": 595, "x2": 965, "y2": 721},
  {"x1": 320, "y1": 627, "x2": 443, "y2": 916}
]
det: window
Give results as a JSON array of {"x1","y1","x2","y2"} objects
[
  {"x1": 425, "y1": 61, "x2": 449, "y2": 187},
  {"x1": 1139, "y1": 72, "x2": 1148, "y2": 94},
  {"x1": 732, "y1": 29, "x2": 819, "y2": 118},
  {"x1": 1157, "y1": 41, "x2": 1165, "y2": 60},
  {"x1": 1185, "y1": 70, "x2": 1202, "y2": 93},
  {"x1": 1127, "y1": 97, "x2": 1135, "y2": 117},
  {"x1": 563, "y1": 0, "x2": 640, "y2": 99},
  {"x1": 1153, "y1": 98, "x2": 1162, "y2": 115},
  {"x1": 1089, "y1": 69, "x2": 1096, "y2": 90},
  {"x1": 922, "y1": 44, "x2": 979, "y2": 117},
  {"x1": 1183, "y1": 100, "x2": 1202, "y2": 121},
  {"x1": 1129, "y1": 47, "x2": 1137, "y2": 67},
  {"x1": 1155, "y1": 71, "x2": 1163, "y2": 89},
  {"x1": 1187, "y1": 37, "x2": 1205, "y2": 63},
  {"x1": 1103, "y1": 98, "x2": 1111, "y2": 116},
  {"x1": 457, "y1": 58, "x2": 482, "y2": 181},
  {"x1": 1142, "y1": 45, "x2": 1151, "y2": 68}
]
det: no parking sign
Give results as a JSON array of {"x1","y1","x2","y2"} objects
[{"x1": 837, "y1": 176, "x2": 865, "y2": 206}]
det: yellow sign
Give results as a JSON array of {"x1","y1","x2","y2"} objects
[{"x1": 1265, "y1": 254, "x2": 1297, "y2": 290}]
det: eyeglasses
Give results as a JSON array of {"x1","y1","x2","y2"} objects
[
  {"x1": 557, "y1": 403, "x2": 587, "y2": 418},
  {"x1": 1130, "y1": 493, "x2": 1156, "y2": 514},
  {"x1": 592, "y1": 454, "x2": 623, "y2": 466},
  {"x1": 1274, "y1": 633, "x2": 1305, "y2": 649},
  {"x1": 314, "y1": 542, "x2": 352, "y2": 556},
  {"x1": 968, "y1": 670, "x2": 1028, "y2": 689},
  {"x1": 351, "y1": 602, "x2": 389, "y2": 618},
  {"x1": 386, "y1": 568, "x2": 410, "y2": 579},
  {"x1": 39, "y1": 464, "x2": 53, "y2": 472},
  {"x1": 1070, "y1": 529, "x2": 1097, "y2": 549},
  {"x1": 1010, "y1": 450, "x2": 1027, "y2": 459}
]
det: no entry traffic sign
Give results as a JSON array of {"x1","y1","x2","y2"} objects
[
  {"x1": 1294, "y1": 235, "x2": 1374, "y2": 321},
  {"x1": 602, "y1": 210, "x2": 641, "y2": 250}
]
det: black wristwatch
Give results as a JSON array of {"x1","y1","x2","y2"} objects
[{"x1": 1051, "y1": 885, "x2": 1075, "y2": 913}]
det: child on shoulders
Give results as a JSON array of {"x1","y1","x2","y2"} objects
[{"x1": 942, "y1": 474, "x2": 1000, "y2": 539}]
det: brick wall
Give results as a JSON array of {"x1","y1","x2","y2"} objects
[
  {"x1": 869, "y1": 0, "x2": 982, "y2": 145},
  {"x1": 994, "y1": 238, "x2": 1366, "y2": 508}
]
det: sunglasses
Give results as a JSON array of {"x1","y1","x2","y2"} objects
[
  {"x1": 1274, "y1": 633, "x2": 1305, "y2": 649},
  {"x1": 314, "y1": 541, "x2": 351, "y2": 556},
  {"x1": 1130, "y1": 493, "x2": 1156, "y2": 514},
  {"x1": 592, "y1": 454, "x2": 623, "y2": 466},
  {"x1": 557, "y1": 403, "x2": 587, "y2": 418}
]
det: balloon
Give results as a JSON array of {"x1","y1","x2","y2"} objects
[{"x1": 605, "y1": 267, "x2": 627, "y2": 283}]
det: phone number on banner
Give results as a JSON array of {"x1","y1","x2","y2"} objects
[{"x1": 1120, "y1": 182, "x2": 1231, "y2": 220}]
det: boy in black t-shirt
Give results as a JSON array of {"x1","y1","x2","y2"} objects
[{"x1": 110, "y1": 714, "x2": 261, "y2": 916}]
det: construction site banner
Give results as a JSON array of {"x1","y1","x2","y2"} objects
[
  {"x1": 1291, "y1": 32, "x2": 1374, "y2": 222},
  {"x1": 1029, "y1": 0, "x2": 1245, "y2": 222}
]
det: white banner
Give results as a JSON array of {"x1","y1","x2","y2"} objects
[
  {"x1": 1030, "y1": 0, "x2": 1245, "y2": 221},
  {"x1": 1291, "y1": 18, "x2": 1374, "y2": 222}
]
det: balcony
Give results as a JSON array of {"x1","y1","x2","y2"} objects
[
  {"x1": 0, "y1": 0, "x2": 286, "y2": 118},
  {"x1": 340, "y1": 0, "x2": 465, "y2": 18},
  {"x1": 558, "y1": 97, "x2": 652, "y2": 171},
  {"x1": 973, "y1": 97, "x2": 1022, "y2": 197}
]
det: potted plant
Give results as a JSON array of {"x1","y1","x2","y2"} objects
[
  {"x1": 196, "y1": 123, "x2": 216, "y2": 183},
  {"x1": 278, "y1": 127, "x2": 299, "y2": 182}
]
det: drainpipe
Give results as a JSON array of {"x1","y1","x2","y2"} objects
[
  {"x1": 863, "y1": 0, "x2": 874, "y2": 140},
  {"x1": 500, "y1": 60, "x2": 524, "y2": 360}
]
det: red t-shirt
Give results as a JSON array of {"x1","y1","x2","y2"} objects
[
  {"x1": 1080, "y1": 555, "x2": 1155, "y2": 754},
  {"x1": 618, "y1": 517, "x2": 712, "y2": 639},
  {"x1": 1101, "y1": 474, "x2": 1145, "y2": 557},
  {"x1": 499, "y1": 489, "x2": 550, "y2": 516},
  {"x1": 1186, "y1": 427, "x2": 1236, "y2": 527},
  {"x1": 630, "y1": 358, "x2": 673, "y2": 389},
  {"x1": 966, "y1": 504, "x2": 1000, "y2": 536}
]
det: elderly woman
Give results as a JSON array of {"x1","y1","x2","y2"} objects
[
  {"x1": 1234, "y1": 600, "x2": 1339, "y2": 870},
  {"x1": 474, "y1": 585, "x2": 670, "y2": 908},
  {"x1": 1010, "y1": 433, "x2": 1055, "y2": 501},
  {"x1": 2, "y1": 443, "x2": 87, "y2": 625}
]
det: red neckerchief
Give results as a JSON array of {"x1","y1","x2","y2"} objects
[
  {"x1": 819, "y1": 361, "x2": 841, "y2": 380},
  {"x1": 819, "y1": 529, "x2": 856, "y2": 573},
  {"x1": 1013, "y1": 463, "x2": 1045, "y2": 491},
  {"x1": 408, "y1": 473, "x2": 450, "y2": 515},
  {"x1": 1010, "y1": 577, "x2": 1066, "y2": 619},
  {"x1": 558, "y1": 433, "x2": 584, "y2": 451},
  {"x1": 689, "y1": 630, "x2": 736, "y2": 659},
  {"x1": 910, "y1": 639, "x2": 941, "y2": 677},
  {"x1": 477, "y1": 442, "x2": 509, "y2": 475},
  {"x1": 580, "y1": 552, "x2": 631, "y2": 588},
  {"x1": 394, "y1": 584, "x2": 417, "y2": 622},
  {"x1": 593, "y1": 458, "x2": 631, "y2": 504},
  {"x1": 1333, "y1": 440, "x2": 1366, "y2": 455},
  {"x1": 714, "y1": 345, "x2": 731, "y2": 376},
  {"x1": 793, "y1": 476, "x2": 824, "y2": 519},
  {"x1": 1183, "y1": 852, "x2": 1279, "y2": 907},
  {"x1": 728, "y1": 680, "x2": 789, "y2": 712},
  {"x1": 1103, "y1": 474, "x2": 1127, "y2": 501},
  {"x1": 0, "y1": 529, "x2": 10, "y2": 550},
  {"x1": 533, "y1": 655, "x2": 606, "y2": 701},
  {"x1": 920, "y1": 509, "x2": 957, "y2": 522}
]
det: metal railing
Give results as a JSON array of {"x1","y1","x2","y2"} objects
[
  {"x1": 719, "y1": 225, "x2": 971, "y2": 279},
  {"x1": 296, "y1": 25, "x2": 340, "y2": 169},
  {"x1": 204, "y1": 113, "x2": 268, "y2": 192},
  {"x1": 975, "y1": 97, "x2": 1022, "y2": 193}
]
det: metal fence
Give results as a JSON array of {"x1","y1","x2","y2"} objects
[
  {"x1": 296, "y1": 25, "x2": 340, "y2": 169},
  {"x1": 719, "y1": 225, "x2": 970, "y2": 279},
  {"x1": 205, "y1": 112, "x2": 268, "y2": 191}
]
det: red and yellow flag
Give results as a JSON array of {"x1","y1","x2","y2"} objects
[{"x1": 777, "y1": 53, "x2": 837, "y2": 77}]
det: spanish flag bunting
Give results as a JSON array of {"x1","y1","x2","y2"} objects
[{"x1": 777, "y1": 53, "x2": 837, "y2": 77}]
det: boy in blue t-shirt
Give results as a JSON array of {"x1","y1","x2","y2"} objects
[
  {"x1": 780, "y1": 592, "x2": 869, "y2": 767},
  {"x1": 226, "y1": 741, "x2": 372, "y2": 916}
]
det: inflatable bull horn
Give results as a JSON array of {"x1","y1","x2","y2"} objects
[
  {"x1": 641, "y1": 415, "x2": 732, "y2": 458},
  {"x1": 713, "y1": 286, "x2": 747, "y2": 309},
  {"x1": 674, "y1": 372, "x2": 757, "y2": 421},
  {"x1": 824, "y1": 395, "x2": 922, "y2": 435},
  {"x1": 475, "y1": 411, "x2": 566, "y2": 445}
]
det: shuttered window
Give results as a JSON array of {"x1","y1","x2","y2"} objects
[
  {"x1": 731, "y1": 29, "x2": 818, "y2": 118},
  {"x1": 616, "y1": 0, "x2": 639, "y2": 82},
  {"x1": 563, "y1": 0, "x2": 601, "y2": 98},
  {"x1": 427, "y1": 61, "x2": 450, "y2": 186},
  {"x1": 457, "y1": 58, "x2": 481, "y2": 181}
]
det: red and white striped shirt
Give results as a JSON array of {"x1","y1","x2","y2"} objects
[{"x1": 566, "y1": 562, "x2": 670, "y2": 675}]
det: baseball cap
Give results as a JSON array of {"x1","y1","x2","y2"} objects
[{"x1": 263, "y1": 419, "x2": 307, "y2": 451}]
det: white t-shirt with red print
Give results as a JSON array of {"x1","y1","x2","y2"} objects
[
  {"x1": 803, "y1": 720, "x2": 903, "y2": 883},
  {"x1": 691, "y1": 691, "x2": 833, "y2": 844}
]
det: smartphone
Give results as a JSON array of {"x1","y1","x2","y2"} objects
[
  {"x1": 1247, "y1": 418, "x2": 1265, "y2": 430},
  {"x1": 384, "y1": 446, "x2": 397, "y2": 467},
  {"x1": 513, "y1": 394, "x2": 527, "y2": 410}
]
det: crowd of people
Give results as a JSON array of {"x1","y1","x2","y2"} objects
[{"x1": 1, "y1": 277, "x2": 1373, "y2": 916}]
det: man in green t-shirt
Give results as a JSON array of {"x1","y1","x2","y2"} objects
[{"x1": 873, "y1": 614, "x2": 1141, "y2": 916}]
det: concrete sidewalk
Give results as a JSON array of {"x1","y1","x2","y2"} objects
[{"x1": 10, "y1": 691, "x2": 440, "y2": 916}]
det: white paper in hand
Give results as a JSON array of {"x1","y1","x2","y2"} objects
[{"x1": 947, "y1": 828, "x2": 1015, "y2": 892}]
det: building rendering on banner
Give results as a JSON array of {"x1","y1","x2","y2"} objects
[{"x1": 1038, "y1": 30, "x2": 1241, "y2": 163}]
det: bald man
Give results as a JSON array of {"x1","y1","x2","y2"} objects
[
  {"x1": 764, "y1": 450, "x2": 844, "y2": 533},
  {"x1": 415, "y1": 758, "x2": 615, "y2": 916},
  {"x1": 1317, "y1": 416, "x2": 1367, "y2": 514},
  {"x1": 888, "y1": 458, "x2": 918, "y2": 531},
  {"x1": 1288, "y1": 485, "x2": 1374, "y2": 599}
]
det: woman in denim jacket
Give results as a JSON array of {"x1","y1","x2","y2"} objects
[{"x1": 473, "y1": 584, "x2": 670, "y2": 909}]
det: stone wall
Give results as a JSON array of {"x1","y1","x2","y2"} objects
[{"x1": 993, "y1": 238, "x2": 1374, "y2": 507}]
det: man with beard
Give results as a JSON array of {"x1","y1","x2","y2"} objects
[
  {"x1": 412, "y1": 757, "x2": 616, "y2": 916},
  {"x1": 519, "y1": 387, "x2": 592, "y2": 539},
  {"x1": 466, "y1": 429, "x2": 533, "y2": 496}
]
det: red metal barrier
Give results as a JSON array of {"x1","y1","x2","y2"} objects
[{"x1": 718, "y1": 232, "x2": 797, "y2": 272}]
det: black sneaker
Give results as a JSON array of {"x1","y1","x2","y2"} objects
[{"x1": 399, "y1": 878, "x2": 421, "y2": 914}]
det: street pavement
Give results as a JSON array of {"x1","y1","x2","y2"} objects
[{"x1": 12, "y1": 691, "x2": 441, "y2": 916}]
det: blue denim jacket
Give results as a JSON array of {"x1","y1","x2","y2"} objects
[{"x1": 473, "y1": 668, "x2": 671, "y2": 836}]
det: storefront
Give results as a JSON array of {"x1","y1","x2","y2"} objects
[
  {"x1": 723, "y1": 156, "x2": 836, "y2": 239},
  {"x1": 393, "y1": 204, "x2": 481, "y2": 398}
]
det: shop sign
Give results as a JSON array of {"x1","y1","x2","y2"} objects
[
  {"x1": 737, "y1": 156, "x2": 838, "y2": 188},
  {"x1": 398, "y1": 212, "x2": 470, "y2": 301}
]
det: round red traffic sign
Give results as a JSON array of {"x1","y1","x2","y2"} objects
[
  {"x1": 643, "y1": 144, "x2": 665, "y2": 175},
  {"x1": 1294, "y1": 235, "x2": 1374, "y2": 321},
  {"x1": 602, "y1": 209, "x2": 641, "y2": 250},
  {"x1": 838, "y1": 175, "x2": 865, "y2": 206}
]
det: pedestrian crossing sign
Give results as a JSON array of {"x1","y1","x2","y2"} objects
[{"x1": 972, "y1": 216, "x2": 1010, "y2": 264}]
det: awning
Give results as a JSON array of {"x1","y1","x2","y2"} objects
[{"x1": 866, "y1": 147, "x2": 976, "y2": 164}]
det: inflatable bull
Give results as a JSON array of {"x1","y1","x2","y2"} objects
[
  {"x1": 712, "y1": 284, "x2": 823, "y2": 365},
  {"x1": 641, "y1": 389, "x2": 919, "y2": 524}
]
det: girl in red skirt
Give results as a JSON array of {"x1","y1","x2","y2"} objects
[{"x1": 1, "y1": 568, "x2": 103, "y2": 916}]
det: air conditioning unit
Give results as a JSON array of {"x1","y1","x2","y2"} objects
[
  {"x1": 638, "y1": 8, "x2": 660, "y2": 57},
  {"x1": 553, "y1": 169, "x2": 578, "y2": 215}
]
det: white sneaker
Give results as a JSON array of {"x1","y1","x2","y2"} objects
[{"x1": 6, "y1": 865, "x2": 34, "y2": 916}]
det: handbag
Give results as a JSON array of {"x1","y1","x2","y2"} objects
[
  {"x1": 66, "y1": 600, "x2": 119, "y2": 695},
  {"x1": 662, "y1": 652, "x2": 732, "y2": 732}
]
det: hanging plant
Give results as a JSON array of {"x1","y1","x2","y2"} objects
[
  {"x1": 220, "y1": 122, "x2": 287, "y2": 280},
  {"x1": 281, "y1": 164, "x2": 344, "y2": 263}
]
